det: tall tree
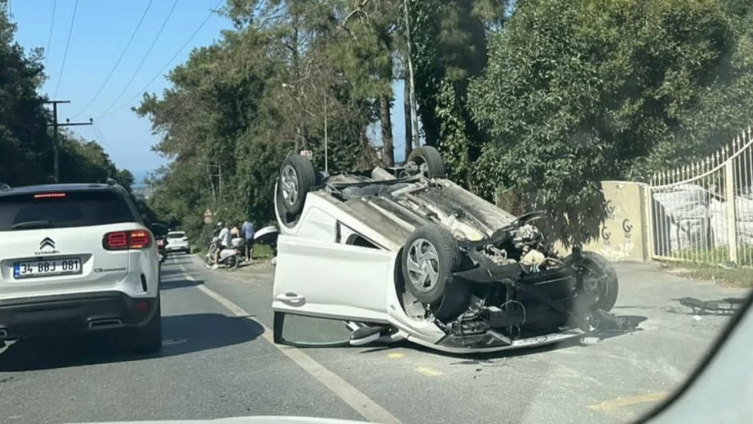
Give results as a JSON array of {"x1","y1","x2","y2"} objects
[
  {"x1": 0, "y1": 0, "x2": 52, "y2": 186},
  {"x1": 407, "y1": 0, "x2": 504, "y2": 182},
  {"x1": 468, "y1": 0, "x2": 748, "y2": 244}
]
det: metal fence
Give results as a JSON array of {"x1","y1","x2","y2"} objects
[{"x1": 648, "y1": 128, "x2": 753, "y2": 266}]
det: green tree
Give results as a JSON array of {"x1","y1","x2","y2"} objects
[
  {"x1": 469, "y1": 0, "x2": 748, "y2": 244},
  {"x1": 407, "y1": 0, "x2": 504, "y2": 183},
  {"x1": 0, "y1": 0, "x2": 52, "y2": 186},
  {"x1": 137, "y1": 0, "x2": 390, "y2": 239},
  {"x1": 0, "y1": 2, "x2": 132, "y2": 189}
]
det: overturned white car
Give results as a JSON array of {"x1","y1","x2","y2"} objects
[{"x1": 271, "y1": 147, "x2": 620, "y2": 353}]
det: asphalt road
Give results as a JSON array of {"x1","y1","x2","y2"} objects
[{"x1": 0, "y1": 254, "x2": 748, "y2": 424}]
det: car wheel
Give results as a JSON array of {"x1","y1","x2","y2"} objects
[
  {"x1": 128, "y1": 299, "x2": 162, "y2": 354},
  {"x1": 279, "y1": 154, "x2": 317, "y2": 215},
  {"x1": 407, "y1": 146, "x2": 446, "y2": 178},
  {"x1": 577, "y1": 251, "x2": 619, "y2": 312},
  {"x1": 401, "y1": 225, "x2": 462, "y2": 304}
]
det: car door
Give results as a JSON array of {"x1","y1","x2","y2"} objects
[{"x1": 272, "y1": 233, "x2": 396, "y2": 345}]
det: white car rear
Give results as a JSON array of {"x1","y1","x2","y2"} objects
[
  {"x1": 0, "y1": 183, "x2": 162, "y2": 353},
  {"x1": 166, "y1": 231, "x2": 190, "y2": 253}
]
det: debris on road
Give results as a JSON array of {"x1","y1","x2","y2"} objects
[{"x1": 676, "y1": 297, "x2": 744, "y2": 315}]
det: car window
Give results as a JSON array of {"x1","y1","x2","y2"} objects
[
  {"x1": 0, "y1": 191, "x2": 136, "y2": 231},
  {"x1": 167, "y1": 232, "x2": 185, "y2": 239}
]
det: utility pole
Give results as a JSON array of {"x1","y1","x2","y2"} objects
[
  {"x1": 324, "y1": 95, "x2": 328, "y2": 175},
  {"x1": 45, "y1": 100, "x2": 93, "y2": 183}
]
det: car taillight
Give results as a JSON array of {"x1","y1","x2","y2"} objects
[
  {"x1": 130, "y1": 231, "x2": 150, "y2": 249},
  {"x1": 103, "y1": 230, "x2": 152, "y2": 250}
]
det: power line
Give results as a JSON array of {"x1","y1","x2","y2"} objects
[
  {"x1": 44, "y1": 0, "x2": 56, "y2": 69},
  {"x1": 97, "y1": 0, "x2": 222, "y2": 120},
  {"x1": 53, "y1": 0, "x2": 79, "y2": 98},
  {"x1": 72, "y1": 0, "x2": 156, "y2": 119},
  {"x1": 92, "y1": 123, "x2": 112, "y2": 151},
  {"x1": 98, "y1": 0, "x2": 179, "y2": 118}
]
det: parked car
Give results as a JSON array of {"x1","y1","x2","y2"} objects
[
  {"x1": 166, "y1": 230, "x2": 190, "y2": 254},
  {"x1": 0, "y1": 180, "x2": 163, "y2": 353},
  {"x1": 271, "y1": 147, "x2": 620, "y2": 354}
]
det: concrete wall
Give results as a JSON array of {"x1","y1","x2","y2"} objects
[{"x1": 554, "y1": 181, "x2": 650, "y2": 262}]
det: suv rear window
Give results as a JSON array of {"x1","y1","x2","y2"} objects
[
  {"x1": 167, "y1": 232, "x2": 185, "y2": 239},
  {"x1": 0, "y1": 190, "x2": 136, "y2": 231}
]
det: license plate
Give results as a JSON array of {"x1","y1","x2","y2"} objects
[{"x1": 13, "y1": 258, "x2": 82, "y2": 279}]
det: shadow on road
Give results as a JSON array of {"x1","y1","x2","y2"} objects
[
  {"x1": 160, "y1": 277, "x2": 204, "y2": 290},
  {"x1": 0, "y1": 313, "x2": 264, "y2": 372}
]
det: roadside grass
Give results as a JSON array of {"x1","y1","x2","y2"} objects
[
  {"x1": 664, "y1": 262, "x2": 753, "y2": 288},
  {"x1": 670, "y1": 246, "x2": 753, "y2": 267},
  {"x1": 253, "y1": 244, "x2": 273, "y2": 260}
]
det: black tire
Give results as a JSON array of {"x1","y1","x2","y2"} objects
[
  {"x1": 401, "y1": 225, "x2": 463, "y2": 304},
  {"x1": 579, "y1": 251, "x2": 619, "y2": 312},
  {"x1": 226, "y1": 255, "x2": 238, "y2": 270},
  {"x1": 279, "y1": 154, "x2": 317, "y2": 215},
  {"x1": 129, "y1": 300, "x2": 162, "y2": 354},
  {"x1": 407, "y1": 146, "x2": 446, "y2": 178}
]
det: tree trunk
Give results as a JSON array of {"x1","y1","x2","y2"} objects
[
  {"x1": 380, "y1": 94, "x2": 394, "y2": 167},
  {"x1": 403, "y1": 78, "x2": 413, "y2": 162}
]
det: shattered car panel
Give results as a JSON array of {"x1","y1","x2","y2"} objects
[{"x1": 272, "y1": 151, "x2": 625, "y2": 353}]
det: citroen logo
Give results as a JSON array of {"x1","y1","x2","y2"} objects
[{"x1": 40, "y1": 237, "x2": 55, "y2": 250}]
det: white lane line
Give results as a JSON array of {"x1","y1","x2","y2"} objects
[{"x1": 178, "y1": 265, "x2": 402, "y2": 424}]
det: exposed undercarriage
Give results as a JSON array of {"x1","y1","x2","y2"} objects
[
  {"x1": 275, "y1": 146, "x2": 633, "y2": 350},
  {"x1": 395, "y1": 211, "x2": 624, "y2": 348}
]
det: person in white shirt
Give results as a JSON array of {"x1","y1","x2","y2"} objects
[{"x1": 213, "y1": 222, "x2": 230, "y2": 270}]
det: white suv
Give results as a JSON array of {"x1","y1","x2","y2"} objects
[{"x1": 0, "y1": 181, "x2": 162, "y2": 353}]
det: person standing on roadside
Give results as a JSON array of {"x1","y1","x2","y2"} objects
[{"x1": 242, "y1": 220, "x2": 255, "y2": 262}]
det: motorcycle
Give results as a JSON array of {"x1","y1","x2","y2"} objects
[
  {"x1": 156, "y1": 237, "x2": 168, "y2": 263},
  {"x1": 204, "y1": 237, "x2": 242, "y2": 270}
]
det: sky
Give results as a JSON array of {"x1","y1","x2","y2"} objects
[{"x1": 8, "y1": 0, "x2": 407, "y2": 185}]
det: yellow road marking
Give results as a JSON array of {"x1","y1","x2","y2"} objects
[
  {"x1": 415, "y1": 366, "x2": 443, "y2": 377},
  {"x1": 179, "y1": 264, "x2": 402, "y2": 424},
  {"x1": 588, "y1": 392, "x2": 669, "y2": 412},
  {"x1": 387, "y1": 353, "x2": 404, "y2": 359}
]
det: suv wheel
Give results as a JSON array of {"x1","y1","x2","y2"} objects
[{"x1": 128, "y1": 299, "x2": 162, "y2": 354}]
